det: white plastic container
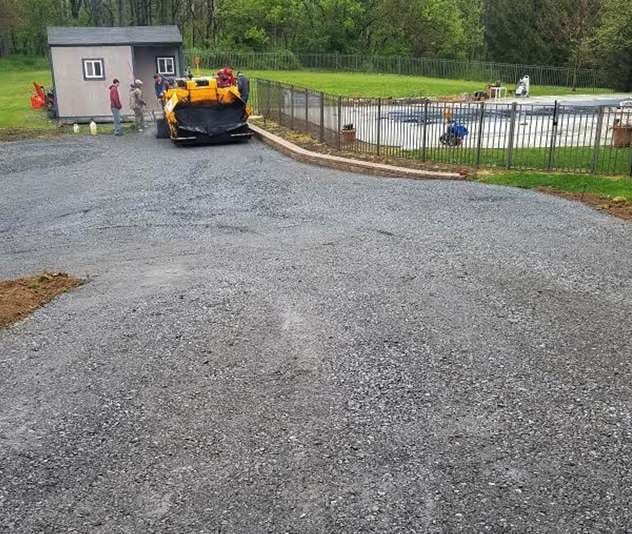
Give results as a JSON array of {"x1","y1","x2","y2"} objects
[
  {"x1": 73, "y1": 123, "x2": 80, "y2": 134},
  {"x1": 89, "y1": 120, "x2": 97, "y2": 136}
]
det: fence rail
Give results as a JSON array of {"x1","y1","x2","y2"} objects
[
  {"x1": 250, "y1": 78, "x2": 632, "y2": 177},
  {"x1": 188, "y1": 50, "x2": 608, "y2": 91}
]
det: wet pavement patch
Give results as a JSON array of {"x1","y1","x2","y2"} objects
[{"x1": 0, "y1": 272, "x2": 82, "y2": 327}]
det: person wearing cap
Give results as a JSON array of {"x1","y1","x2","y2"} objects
[
  {"x1": 153, "y1": 73, "x2": 171, "y2": 104},
  {"x1": 216, "y1": 65, "x2": 235, "y2": 88},
  {"x1": 129, "y1": 79, "x2": 146, "y2": 132}
]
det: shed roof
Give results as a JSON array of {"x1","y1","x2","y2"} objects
[{"x1": 47, "y1": 26, "x2": 182, "y2": 46}]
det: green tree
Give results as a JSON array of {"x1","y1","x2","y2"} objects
[
  {"x1": 597, "y1": 0, "x2": 632, "y2": 90},
  {"x1": 0, "y1": 0, "x2": 19, "y2": 55},
  {"x1": 484, "y1": 0, "x2": 549, "y2": 64},
  {"x1": 456, "y1": 0, "x2": 484, "y2": 59},
  {"x1": 357, "y1": 0, "x2": 473, "y2": 59},
  {"x1": 538, "y1": 0, "x2": 601, "y2": 71},
  {"x1": 0, "y1": 0, "x2": 611, "y2": 93}
]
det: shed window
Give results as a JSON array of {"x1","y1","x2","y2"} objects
[
  {"x1": 83, "y1": 58, "x2": 104, "y2": 80},
  {"x1": 156, "y1": 56, "x2": 175, "y2": 76}
]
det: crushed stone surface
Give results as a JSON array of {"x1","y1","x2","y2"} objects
[{"x1": 1, "y1": 132, "x2": 631, "y2": 532}]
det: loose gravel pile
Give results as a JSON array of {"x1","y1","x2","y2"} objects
[{"x1": 1, "y1": 132, "x2": 631, "y2": 532}]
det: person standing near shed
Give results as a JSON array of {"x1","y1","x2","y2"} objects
[
  {"x1": 109, "y1": 79, "x2": 123, "y2": 136},
  {"x1": 130, "y1": 79, "x2": 146, "y2": 132},
  {"x1": 153, "y1": 73, "x2": 170, "y2": 104}
]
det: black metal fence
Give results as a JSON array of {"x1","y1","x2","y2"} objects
[
  {"x1": 250, "y1": 78, "x2": 632, "y2": 176},
  {"x1": 188, "y1": 50, "x2": 607, "y2": 91}
]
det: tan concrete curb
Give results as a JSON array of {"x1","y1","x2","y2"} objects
[{"x1": 248, "y1": 124, "x2": 463, "y2": 181}]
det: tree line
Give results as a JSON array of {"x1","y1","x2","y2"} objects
[{"x1": 1, "y1": 0, "x2": 630, "y2": 89}]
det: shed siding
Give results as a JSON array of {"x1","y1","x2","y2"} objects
[
  {"x1": 133, "y1": 45, "x2": 182, "y2": 112},
  {"x1": 51, "y1": 45, "x2": 134, "y2": 119}
]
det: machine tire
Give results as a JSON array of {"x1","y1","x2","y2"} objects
[{"x1": 156, "y1": 118, "x2": 170, "y2": 139}]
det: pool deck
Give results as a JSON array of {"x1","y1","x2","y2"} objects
[{"x1": 496, "y1": 93, "x2": 632, "y2": 108}]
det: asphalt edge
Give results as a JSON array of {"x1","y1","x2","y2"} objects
[{"x1": 248, "y1": 124, "x2": 463, "y2": 181}]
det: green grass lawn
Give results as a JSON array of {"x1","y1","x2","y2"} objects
[
  {"x1": 479, "y1": 171, "x2": 632, "y2": 201},
  {"x1": 243, "y1": 70, "x2": 605, "y2": 99},
  {"x1": 0, "y1": 57, "x2": 53, "y2": 130},
  {"x1": 408, "y1": 145, "x2": 632, "y2": 175},
  {"x1": 0, "y1": 58, "x2": 610, "y2": 131}
]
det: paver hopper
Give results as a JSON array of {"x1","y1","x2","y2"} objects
[{"x1": 157, "y1": 77, "x2": 252, "y2": 145}]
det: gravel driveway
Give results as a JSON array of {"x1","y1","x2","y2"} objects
[{"x1": 1, "y1": 133, "x2": 631, "y2": 533}]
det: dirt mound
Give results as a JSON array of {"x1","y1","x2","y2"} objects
[
  {"x1": 536, "y1": 187, "x2": 632, "y2": 221},
  {"x1": 0, "y1": 272, "x2": 82, "y2": 328},
  {"x1": 0, "y1": 128, "x2": 65, "y2": 142}
]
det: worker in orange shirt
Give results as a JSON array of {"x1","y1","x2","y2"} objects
[{"x1": 216, "y1": 65, "x2": 236, "y2": 88}]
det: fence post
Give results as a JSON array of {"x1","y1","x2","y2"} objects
[
  {"x1": 376, "y1": 98, "x2": 382, "y2": 156},
  {"x1": 277, "y1": 82, "x2": 283, "y2": 125},
  {"x1": 422, "y1": 99, "x2": 428, "y2": 162},
  {"x1": 319, "y1": 92, "x2": 325, "y2": 142},
  {"x1": 591, "y1": 106, "x2": 605, "y2": 175},
  {"x1": 249, "y1": 77, "x2": 254, "y2": 112},
  {"x1": 337, "y1": 96, "x2": 342, "y2": 151},
  {"x1": 290, "y1": 85, "x2": 295, "y2": 130},
  {"x1": 506, "y1": 102, "x2": 517, "y2": 169},
  {"x1": 305, "y1": 88, "x2": 309, "y2": 134},
  {"x1": 475, "y1": 102, "x2": 486, "y2": 167},
  {"x1": 547, "y1": 100, "x2": 559, "y2": 170},
  {"x1": 264, "y1": 80, "x2": 270, "y2": 128}
]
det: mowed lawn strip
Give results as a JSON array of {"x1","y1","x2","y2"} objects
[
  {"x1": 0, "y1": 58, "x2": 135, "y2": 137},
  {"x1": 407, "y1": 146, "x2": 632, "y2": 175},
  {"x1": 0, "y1": 57, "x2": 53, "y2": 130},
  {"x1": 244, "y1": 70, "x2": 606, "y2": 98},
  {"x1": 480, "y1": 171, "x2": 632, "y2": 199},
  {"x1": 0, "y1": 58, "x2": 610, "y2": 130},
  {"x1": 477, "y1": 171, "x2": 632, "y2": 219}
]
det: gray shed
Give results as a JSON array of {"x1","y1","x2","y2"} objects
[{"x1": 47, "y1": 26, "x2": 184, "y2": 122}]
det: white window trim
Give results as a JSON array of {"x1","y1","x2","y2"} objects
[
  {"x1": 156, "y1": 56, "x2": 176, "y2": 76},
  {"x1": 83, "y1": 58, "x2": 105, "y2": 80}
]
